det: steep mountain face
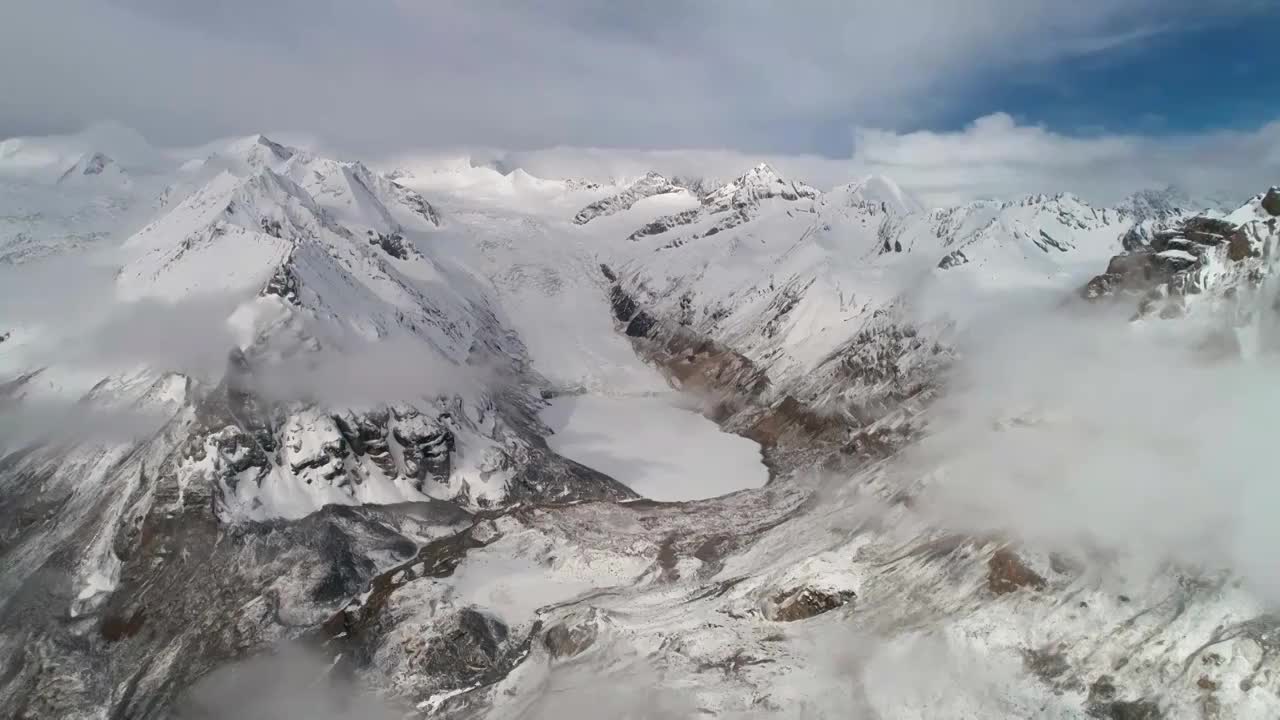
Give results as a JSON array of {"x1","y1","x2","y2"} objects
[
  {"x1": 2, "y1": 131, "x2": 1278, "y2": 720},
  {"x1": 1086, "y1": 188, "x2": 1280, "y2": 327}
]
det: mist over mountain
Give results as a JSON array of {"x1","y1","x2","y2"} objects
[{"x1": 4, "y1": 3, "x2": 1280, "y2": 718}]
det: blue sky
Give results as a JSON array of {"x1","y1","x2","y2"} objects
[{"x1": 951, "y1": 10, "x2": 1280, "y2": 138}]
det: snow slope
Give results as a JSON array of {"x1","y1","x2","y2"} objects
[{"x1": 541, "y1": 393, "x2": 767, "y2": 501}]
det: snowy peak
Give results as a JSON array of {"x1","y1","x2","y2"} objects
[
  {"x1": 573, "y1": 171, "x2": 683, "y2": 225},
  {"x1": 1117, "y1": 185, "x2": 1201, "y2": 223},
  {"x1": 184, "y1": 133, "x2": 301, "y2": 177},
  {"x1": 285, "y1": 154, "x2": 442, "y2": 233},
  {"x1": 0, "y1": 122, "x2": 163, "y2": 180},
  {"x1": 621, "y1": 164, "x2": 818, "y2": 243},
  {"x1": 117, "y1": 150, "x2": 477, "y2": 367},
  {"x1": 56, "y1": 151, "x2": 129, "y2": 186},
  {"x1": 830, "y1": 174, "x2": 924, "y2": 217},
  {"x1": 1221, "y1": 186, "x2": 1280, "y2": 225},
  {"x1": 233, "y1": 133, "x2": 297, "y2": 168},
  {"x1": 703, "y1": 162, "x2": 819, "y2": 211}
]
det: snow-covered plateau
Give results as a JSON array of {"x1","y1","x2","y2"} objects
[{"x1": 1, "y1": 126, "x2": 1279, "y2": 719}]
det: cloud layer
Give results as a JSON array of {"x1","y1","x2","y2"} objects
[
  {"x1": 1, "y1": 0, "x2": 1265, "y2": 156},
  {"x1": 901, "y1": 284, "x2": 1280, "y2": 602},
  {"x1": 491, "y1": 113, "x2": 1280, "y2": 206}
]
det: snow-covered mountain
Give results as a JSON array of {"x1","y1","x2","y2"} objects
[
  {"x1": 600, "y1": 169, "x2": 1138, "y2": 423},
  {"x1": 572, "y1": 171, "x2": 687, "y2": 225},
  {"x1": 2, "y1": 128, "x2": 1278, "y2": 719}
]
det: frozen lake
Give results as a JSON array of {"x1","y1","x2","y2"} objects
[{"x1": 540, "y1": 393, "x2": 768, "y2": 502}]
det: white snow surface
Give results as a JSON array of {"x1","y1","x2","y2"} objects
[{"x1": 541, "y1": 393, "x2": 768, "y2": 501}]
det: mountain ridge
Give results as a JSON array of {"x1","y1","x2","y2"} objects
[{"x1": 1, "y1": 128, "x2": 1278, "y2": 719}]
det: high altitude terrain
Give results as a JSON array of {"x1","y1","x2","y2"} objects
[{"x1": 1, "y1": 125, "x2": 1278, "y2": 719}]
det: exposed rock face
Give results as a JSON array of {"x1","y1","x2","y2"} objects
[
  {"x1": 1228, "y1": 227, "x2": 1261, "y2": 262},
  {"x1": 390, "y1": 405, "x2": 455, "y2": 486},
  {"x1": 335, "y1": 409, "x2": 397, "y2": 476},
  {"x1": 1175, "y1": 216, "x2": 1236, "y2": 248},
  {"x1": 369, "y1": 230, "x2": 416, "y2": 260},
  {"x1": 260, "y1": 258, "x2": 300, "y2": 304},
  {"x1": 627, "y1": 208, "x2": 700, "y2": 242},
  {"x1": 1085, "y1": 209, "x2": 1280, "y2": 320},
  {"x1": 411, "y1": 609, "x2": 514, "y2": 682},
  {"x1": 1262, "y1": 187, "x2": 1280, "y2": 217},
  {"x1": 987, "y1": 548, "x2": 1047, "y2": 595},
  {"x1": 544, "y1": 613, "x2": 599, "y2": 659},
  {"x1": 627, "y1": 164, "x2": 818, "y2": 243},
  {"x1": 767, "y1": 587, "x2": 856, "y2": 621}
]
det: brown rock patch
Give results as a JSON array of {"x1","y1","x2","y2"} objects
[
  {"x1": 987, "y1": 548, "x2": 1046, "y2": 595},
  {"x1": 768, "y1": 587, "x2": 855, "y2": 622}
]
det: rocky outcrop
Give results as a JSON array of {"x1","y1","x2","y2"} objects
[
  {"x1": 1084, "y1": 208, "x2": 1280, "y2": 321},
  {"x1": 1084, "y1": 216, "x2": 1219, "y2": 307},
  {"x1": 1262, "y1": 187, "x2": 1280, "y2": 217},
  {"x1": 627, "y1": 208, "x2": 700, "y2": 242},
  {"x1": 987, "y1": 548, "x2": 1047, "y2": 595},
  {"x1": 627, "y1": 164, "x2": 817, "y2": 243},
  {"x1": 260, "y1": 258, "x2": 300, "y2": 304},
  {"x1": 390, "y1": 405, "x2": 455, "y2": 486},
  {"x1": 767, "y1": 586, "x2": 856, "y2": 621},
  {"x1": 574, "y1": 172, "x2": 682, "y2": 225},
  {"x1": 1172, "y1": 216, "x2": 1236, "y2": 248},
  {"x1": 544, "y1": 612, "x2": 599, "y2": 659}
]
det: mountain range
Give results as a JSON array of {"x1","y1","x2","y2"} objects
[{"x1": 1, "y1": 127, "x2": 1277, "y2": 719}]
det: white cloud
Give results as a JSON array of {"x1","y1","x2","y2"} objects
[
  {"x1": 850, "y1": 114, "x2": 1280, "y2": 206},
  {"x1": 484, "y1": 114, "x2": 1280, "y2": 207},
  {"x1": 4, "y1": 1, "x2": 1272, "y2": 206},
  {"x1": 0, "y1": 0, "x2": 1264, "y2": 157},
  {"x1": 900, "y1": 289, "x2": 1280, "y2": 602}
]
